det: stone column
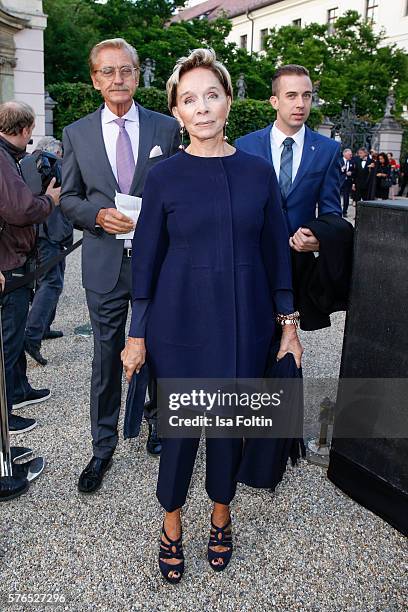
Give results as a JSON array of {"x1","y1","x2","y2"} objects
[
  {"x1": 1, "y1": 1, "x2": 48, "y2": 146},
  {"x1": 376, "y1": 116, "x2": 404, "y2": 162},
  {"x1": 0, "y1": 4, "x2": 28, "y2": 103},
  {"x1": 44, "y1": 90, "x2": 56, "y2": 136},
  {"x1": 317, "y1": 117, "x2": 334, "y2": 139},
  {"x1": 0, "y1": 56, "x2": 16, "y2": 102}
]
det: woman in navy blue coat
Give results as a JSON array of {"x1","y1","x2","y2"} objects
[{"x1": 121, "y1": 49, "x2": 303, "y2": 582}]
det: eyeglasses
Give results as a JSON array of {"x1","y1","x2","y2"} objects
[{"x1": 94, "y1": 65, "x2": 137, "y2": 79}]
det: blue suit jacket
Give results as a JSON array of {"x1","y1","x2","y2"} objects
[{"x1": 235, "y1": 125, "x2": 342, "y2": 234}]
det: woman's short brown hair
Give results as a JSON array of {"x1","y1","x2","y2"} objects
[
  {"x1": 0, "y1": 101, "x2": 35, "y2": 136},
  {"x1": 166, "y1": 48, "x2": 233, "y2": 111},
  {"x1": 89, "y1": 38, "x2": 139, "y2": 72}
]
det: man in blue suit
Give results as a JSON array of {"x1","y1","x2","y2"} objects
[{"x1": 236, "y1": 64, "x2": 341, "y2": 253}]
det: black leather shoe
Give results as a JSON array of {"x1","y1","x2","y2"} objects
[
  {"x1": 146, "y1": 423, "x2": 162, "y2": 457},
  {"x1": 43, "y1": 330, "x2": 63, "y2": 340},
  {"x1": 13, "y1": 388, "x2": 51, "y2": 410},
  {"x1": 9, "y1": 414, "x2": 37, "y2": 434},
  {"x1": 11, "y1": 447, "x2": 33, "y2": 463},
  {"x1": 77, "y1": 456, "x2": 113, "y2": 493},
  {"x1": 24, "y1": 340, "x2": 47, "y2": 366},
  {"x1": 0, "y1": 475, "x2": 29, "y2": 501}
]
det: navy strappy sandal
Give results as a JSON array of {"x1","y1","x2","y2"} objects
[
  {"x1": 159, "y1": 525, "x2": 185, "y2": 584},
  {"x1": 207, "y1": 515, "x2": 233, "y2": 572}
]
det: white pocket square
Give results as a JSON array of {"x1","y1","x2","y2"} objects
[{"x1": 149, "y1": 145, "x2": 163, "y2": 158}]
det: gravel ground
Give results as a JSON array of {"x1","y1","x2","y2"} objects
[{"x1": 1, "y1": 225, "x2": 407, "y2": 612}]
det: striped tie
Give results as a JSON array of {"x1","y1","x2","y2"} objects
[{"x1": 279, "y1": 137, "x2": 294, "y2": 200}]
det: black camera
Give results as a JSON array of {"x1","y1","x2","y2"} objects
[{"x1": 19, "y1": 150, "x2": 62, "y2": 195}]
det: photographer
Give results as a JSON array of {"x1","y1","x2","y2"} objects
[
  {"x1": 0, "y1": 101, "x2": 60, "y2": 434},
  {"x1": 24, "y1": 137, "x2": 73, "y2": 366}
]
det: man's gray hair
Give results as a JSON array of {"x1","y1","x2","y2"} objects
[
  {"x1": 0, "y1": 101, "x2": 35, "y2": 136},
  {"x1": 343, "y1": 148, "x2": 352, "y2": 155},
  {"x1": 89, "y1": 38, "x2": 139, "y2": 72},
  {"x1": 36, "y1": 136, "x2": 63, "y2": 156}
]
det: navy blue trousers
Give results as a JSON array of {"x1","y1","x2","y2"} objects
[
  {"x1": 25, "y1": 238, "x2": 66, "y2": 346},
  {"x1": 157, "y1": 436, "x2": 243, "y2": 512},
  {"x1": 1, "y1": 269, "x2": 32, "y2": 413}
]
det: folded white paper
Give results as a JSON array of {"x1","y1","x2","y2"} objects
[{"x1": 115, "y1": 192, "x2": 142, "y2": 240}]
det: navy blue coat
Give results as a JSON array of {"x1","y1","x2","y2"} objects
[
  {"x1": 131, "y1": 149, "x2": 293, "y2": 379},
  {"x1": 235, "y1": 125, "x2": 342, "y2": 234}
]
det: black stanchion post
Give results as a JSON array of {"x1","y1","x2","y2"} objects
[
  {"x1": 0, "y1": 303, "x2": 13, "y2": 477},
  {"x1": 307, "y1": 397, "x2": 335, "y2": 467}
]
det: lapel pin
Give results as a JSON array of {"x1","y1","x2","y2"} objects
[{"x1": 311, "y1": 145, "x2": 315, "y2": 151}]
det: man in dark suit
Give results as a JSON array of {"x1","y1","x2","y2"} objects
[
  {"x1": 236, "y1": 64, "x2": 341, "y2": 254},
  {"x1": 61, "y1": 38, "x2": 180, "y2": 493},
  {"x1": 398, "y1": 154, "x2": 408, "y2": 196},
  {"x1": 352, "y1": 147, "x2": 374, "y2": 202},
  {"x1": 340, "y1": 148, "x2": 355, "y2": 217}
]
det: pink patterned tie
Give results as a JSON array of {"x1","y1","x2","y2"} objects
[{"x1": 114, "y1": 118, "x2": 135, "y2": 194}]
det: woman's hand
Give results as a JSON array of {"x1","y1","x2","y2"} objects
[
  {"x1": 121, "y1": 337, "x2": 146, "y2": 383},
  {"x1": 276, "y1": 325, "x2": 303, "y2": 368}
]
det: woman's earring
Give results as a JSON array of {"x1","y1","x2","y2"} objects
[
  {"x1": 223, "y1": 120, "x2": 229, "y2": 142},
  {"x1": 179, "y1": 125, "x2": 185, "y2": 150}
]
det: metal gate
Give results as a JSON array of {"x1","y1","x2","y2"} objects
[{"x1": 331, "y1": 97, "x2": 378, "y2": 151}]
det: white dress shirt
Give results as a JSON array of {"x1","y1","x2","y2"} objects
[
  {"x1": 270, "y1": 122, "x2": 305, "y2": 183},
  {"x1": 101, "y1": 102, "x2": 139, "y2": 182},
  {"x1": 101, "y1": 102, "x2": 139, "y2": 247}
]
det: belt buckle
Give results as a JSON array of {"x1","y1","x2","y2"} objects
[{"x1": 124, "y1": 248, "x2": 132, "y2": 258}]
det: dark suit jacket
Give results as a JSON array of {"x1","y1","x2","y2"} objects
[
  {"x1": 237, "y1": 343, "x2": 304, "y2": 490},
  {"x1": 353, "y1": 156, "x2": 372, "y2": 191},
  {"x1": 60, "y1": 103, "x2": 180, "y2": 293},
  {"x1": 292, "y1": 214, "x2": 354, "y2": 330},
  {"x1": 235, "y1": 125, "x2": 342, "y2": 233},
  {"x1": 341, "y1": 158, "x2": 356, "y2": 190}
]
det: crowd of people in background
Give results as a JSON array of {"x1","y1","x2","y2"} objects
[{"x1": 340, "y1": 146, "x2": 407, "y2": 217}]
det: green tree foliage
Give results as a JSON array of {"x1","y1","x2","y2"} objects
[
  {"x1": 264, "y1": 11, "x2": 408, "y2": 120},
  {"x1": 43, "y1": 0, "x2": 101, "y2": 83},
  {"x1": 48, "y1": 82, "x2": 322, "y2": 142},
  {"x1": 45, "y1": 2, "x2": 407, "y2": 125}
]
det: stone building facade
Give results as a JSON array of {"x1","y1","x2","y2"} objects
[
  {"x1": 174, "y1": 0, "x2": 408, "y2": 55},
  {"x1": 0, "y1": 0, "x2": 47, "y2": 145}
]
